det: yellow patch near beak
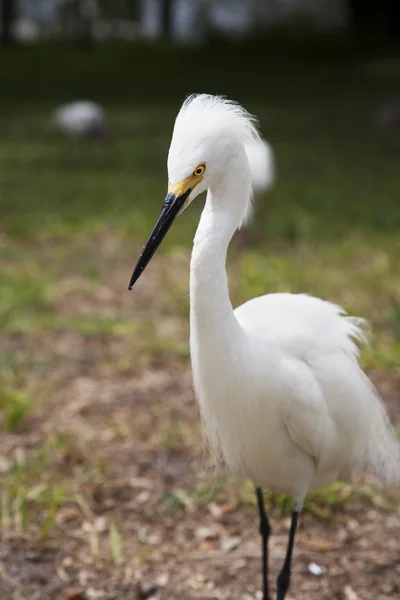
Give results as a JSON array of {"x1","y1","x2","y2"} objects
[
  {"x1": 168, "y1": 175, "x2": 192, "y2": 197},
  {"x1": 168, "y1": 172, "x2": 203, "y2": 199}
]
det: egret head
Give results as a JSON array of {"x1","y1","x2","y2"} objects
[{"x1": 128, "y1": 94, "x2": 260, "y2": 290}]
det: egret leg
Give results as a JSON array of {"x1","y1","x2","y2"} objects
[
  {"x1": 256, "y1": 487, "x2": 271, "y2": 600},
  {"x1": 276, "y1": 511, "x2": 299, "y2": 600}
]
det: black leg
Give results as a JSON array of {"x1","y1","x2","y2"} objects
[
  {"x1": 256, "y1": 487, "x2": 271, "y2": 600},
  {"x1": 276, "y1": 511, "x2": 299, "y2": 600}
]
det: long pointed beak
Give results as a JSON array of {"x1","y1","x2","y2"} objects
[{"x1": 128, "y1": 189, "x2": 191, "y2": 290}]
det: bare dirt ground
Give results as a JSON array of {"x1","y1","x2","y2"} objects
[
  {"x1": 1, "y1": 257, "x2": 399, "y2": 600},
  {"x1": 1, "y1": 363, "x2": 399, "y2": 600}
]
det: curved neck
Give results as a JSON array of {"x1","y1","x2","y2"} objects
[{"x1": 190, "y1": 173, "x2": 250, "y2": 338}]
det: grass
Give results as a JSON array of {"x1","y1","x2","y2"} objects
[
  {"x1": 0, "y1": 436, "x2": 72, "y2": 539},
  {"x1": 0, "y1": 386, "x2": 33, "y2": 431},
  {"x1": 0, "y1": 36, "x2": 399, "y2": 547}
]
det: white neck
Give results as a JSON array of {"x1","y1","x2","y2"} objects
[{"x1": 189, "y1": 170, "x2": 250, "y2": 345}]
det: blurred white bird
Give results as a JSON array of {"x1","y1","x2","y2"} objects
[
  {"x1": 128, "y1": 95, "x2": 399, "y2": 600},
  {"x1": 53, "y1": 101, "x2": 111, "y2": 141},
  {"x1": 235, "y1": 135, "x2": 275, "y2": 249},
  {"x1": 245, "y1": 136, "x2": 275, "y2": 208}
]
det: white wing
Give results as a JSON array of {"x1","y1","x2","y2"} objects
[{"x1": 235, "y1": 292, "x2": 400, "y2": 483}]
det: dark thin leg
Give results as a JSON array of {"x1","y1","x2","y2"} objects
[
  {"x1": 256, "y1": 487, "x2": 271, "y2": 600},
  {"x1": 276, "y1": 511, "x2": 299, "y2": 600}
]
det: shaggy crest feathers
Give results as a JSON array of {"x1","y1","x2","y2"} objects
[{"x1": 175, "y1": 93, "x2": 261, "y2": 146}]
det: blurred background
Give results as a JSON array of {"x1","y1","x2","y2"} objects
[{"x1": 0, "y1": 2, "x2": 399, "y2": 599}]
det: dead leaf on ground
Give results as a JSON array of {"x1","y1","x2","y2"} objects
[
  {"x1": 298, "y1": 537, "x2": 339, "y2": 551},
  {"x1": 61, "y1": 588, "x2": 87, "y2": 600}
]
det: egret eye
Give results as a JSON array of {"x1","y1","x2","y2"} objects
[{"x1": 193, "y1": 165, "x2": 205, "y2": 177}]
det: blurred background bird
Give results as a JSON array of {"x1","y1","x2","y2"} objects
[
  {"x1": 235, "y1": 136, "x2": 275, "y2": 249},
  {"x1": 53, "y1": 100, "x2": 112, "y2": 142}
]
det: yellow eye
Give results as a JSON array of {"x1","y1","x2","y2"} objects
[{"x1": 193, "y1": 164, "x2": 205, "y2": 177}]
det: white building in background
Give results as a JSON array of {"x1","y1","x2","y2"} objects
[
  {"x1": 209, "y1": 0, "x2": 258, "y2": 36},
  {"x1": 140, "y1": 0, "x2": 260, "y2": 43},
  {"x1": 140, "y1": 0, "x2": 348, "y2": 44},
  {"x1": 141, "y1": 0, "x2": 205, "y2": 43}
]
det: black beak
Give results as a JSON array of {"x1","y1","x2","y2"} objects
[{"x1": 128, "y1": 189, "x2": 191, "y2": 290}]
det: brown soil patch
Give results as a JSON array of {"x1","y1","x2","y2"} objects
[{"x1": 1, "y1": 358, "x2": 399, "y2": 600}]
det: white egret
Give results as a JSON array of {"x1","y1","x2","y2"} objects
[
  {"x1": 53, "y1": 101, "x2": 111, "y2": 141},
  {"x1": 245, "y1": 136, "x2": 275, "y2": 201},
  {"x1": 235, "y1": 135, "x2": 275, "y2": 249},
  {"x1": 128, "y1": 94, "x2": 400, "y2": 600}
]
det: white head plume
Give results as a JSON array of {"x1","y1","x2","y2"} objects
[{"x1": 168, "y1": 94, "x2": 263, "y2": 228}]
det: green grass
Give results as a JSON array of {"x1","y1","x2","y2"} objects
[
  {"x1": 0, "y1": 37, "x2": 399, "y2": 529},
  {"x1": 158, "y1": 476, "x2": 400, "y2": 521},
  {"x1": 0, "y1": 386, "x2": 33, "y2": 431},
  {"x1": 1, "y1": 39, "x2": 400, "y2": 244},
  {"x1": 0, "y1": 436, "x2": 73, "y2": 538}
]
